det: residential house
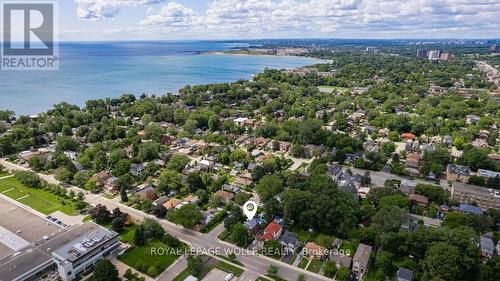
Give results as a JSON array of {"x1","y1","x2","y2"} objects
[
  {"x1": 401, "y1": 133, "x2": 416, "y2": 141},
  {"x1": 256, "y1": 221, "x2": 283, "y2": 241},
  {"x1": 466, "y1": 114, "x2": 480, "y2": 125},
  {"x1": 94, "y1": 171, "x2": 112, "y2": 188},
  {"x1": 104, "y1": 176, "x2": 119, "y2": 194},
  {"x1": 183, "y1": 195, "x2": 199, "y2": 204},
  {"x1": 235, "y1": 173, "x2": 253, "y2": 187},
  {"x1": 397, "y1": 268, "x2": 414, "y2": 281},
  {"x1": 405, "y1": 153, "x2": 421, "y2": 176},
  {"x1": 222, "y1": 184, "x2": 241, "y2": 194},
  {"x1": 160, "y1": 135, "x2": 176, "y2": 146},
  {"x1": 352, "y1": 244, "x2": 372, "y2": 280},
  {"x1": 279, "y1": 231, "x2": 299, "y2": 253},
  {"x1": 244, "y1": 218, "x2": 263, "y2": 235},
  {"x1": 135, "y1": 185, "x2": 158, "y2": 201},
  {"x1": 409, "y1": 194, "x2": 429, "y2": 207},
  {"x1": 253, "y1": 137, "x2": 270, "y2": 148},
  {"x1": 472, "y1": 138, "x2": 489, "y2": 148},
  {"x1": 63, "y1": 151, "x2": 77, "y2": 161},
  {"x1": 330, "y1": 252, "x2": 352, "y2": 269},
  {"x1": 480, "y1": 234, "x2": 495, "y2": 259},
  {"x1": 130, "y1": 163, "x2": 146, "y2": 178},
  {"x1": 163, "y1": 198, "x2": 182, "y2": 210},
  {"x1": 153, "y1": 196, "x2": 169, "y2": 207},
  {"x1": 459, "y1": 203, "x2": 483, "y2": 215},
  {"x1": 303, "y1": 242, "x2": 328, "y2": 260},
  {"x1": 400, "y1": 180, "x2": 417, "y2": 195},
  {"x1": 213, "y1": 190, "x2": 234, "y2": 203}
]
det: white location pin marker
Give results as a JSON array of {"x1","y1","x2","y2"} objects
[{"x1": 243, "y1": 201, "x2": 258, "y2": 221}]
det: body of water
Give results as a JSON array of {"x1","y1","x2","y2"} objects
[{"x1": 0, "y1": 41, "x2": 320, "y2": 115}]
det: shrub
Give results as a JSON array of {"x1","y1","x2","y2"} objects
[{"x1": 14, "y1": 171, "x2": 42, "y2": 188}]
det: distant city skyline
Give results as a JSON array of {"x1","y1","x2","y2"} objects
[{"x1": 11, "y1": 1, "x2": 500, "y2": 40}]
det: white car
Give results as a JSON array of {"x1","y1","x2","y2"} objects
[{"x1": 224, "y1": 273, "x2": 234, "y2": 281}]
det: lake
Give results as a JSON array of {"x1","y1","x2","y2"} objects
[{"x1": 0, "y1": 41, "x2": 321, "y2": 115}]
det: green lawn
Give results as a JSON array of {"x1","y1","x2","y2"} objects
[
  {"x1": 339, "y1": 241, "x2": 356, "y2": 257},
  {"x1": 216, "y1": 261, "x2": 244, "y2": 277},
  {"x1": 0, "y1": 172, "x2": 9, "y2": 177},
  {"x1": 314, "y1": 233, "x2": 335, "y2": 248},
  {"x1": 0, "y1": 176, "x2": 79, "y2": 215},
  {"x1": 306, "y1": 259, "x2": 323, "y2": 273},
  {"x1": 172, "y1": 268, "x2": 192, "y2": 281},
  {"x1": 298, "y1": 257, "x2": 310, "y2": 269},
  {"x1": 118, "y1": 240, "x2": 181, "y2": 278},
  {"x1": 318, "y1": 85, "x2": 349, "y2": 93}
]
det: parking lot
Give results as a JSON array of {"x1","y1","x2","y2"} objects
[
  {"x1": 202, "y1": 268, "x2": 233, "y2": 281},
  {"x1": 0, "y1": 197, "x2": 63, "y2": 259}
]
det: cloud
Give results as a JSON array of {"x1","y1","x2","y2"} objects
[
  {"x1": 76, "y1": 0, "x2": 500, "y2": 38},
  {"x1": 140, "y1": 2, "x2": 198, "y2": 27},
  {"x1": 76, "y1": 0, "x2": 167, "y2": 20}
]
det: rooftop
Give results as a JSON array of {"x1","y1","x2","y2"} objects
[{"x1": 53, "y1": 223, "x2": 118, "y2": 262}]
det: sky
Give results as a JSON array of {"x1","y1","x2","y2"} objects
[{"x1": 51, "y1": 0, "x2": 500, "y2": 40}]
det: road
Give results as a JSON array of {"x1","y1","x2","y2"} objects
[
  {"x1": 0, "y1": 159, "x2": 332, "y2": 281},
  {"x1": 347, "y1": 166, "x2": 448, "y2": 188}
]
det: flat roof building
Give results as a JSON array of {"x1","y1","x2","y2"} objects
[
  {"x1": 52, "y1": 222, "x2": 120, "y2": 281},
  {"x1": 451, "y1": 182, "x2": 500, "y2": 211}
]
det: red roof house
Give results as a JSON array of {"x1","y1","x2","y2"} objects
[{"x1": 256, "y1": 221, "x2": 283, "y2": 241}]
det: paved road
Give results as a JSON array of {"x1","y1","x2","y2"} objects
[
  {"x1": 347, "y1": 166, "x2": 448, "y2": 188},
  {"x1": 0, "y1": 159, "x2": 332, "y2": 281}
]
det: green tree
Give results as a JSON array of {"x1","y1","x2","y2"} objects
[
  {"x1": 335, "y1": 267, "x2": 351, "y2": 281},
  {"x1": 373, "y1": 205, "x2": 408, "y2": 232},
  {"x1": 114, "y1": 159, "x2": 131, "y2": 177},
  {"x1": 134, "y1": 225, "x2": 146, "y2": 246},
  {"x1": 92, "y1": 259, "x2": 119, "y2": 281},
  {"x1": 157, "y1": 170, "x2": 183, "y2": 193},
  {"x1": 230, "y1": 223, "x2": 252, "y2": 247},
  {"x1": 187, "y1": 255, "x2": 203, "y2": 277},
  {"x1": 256, "y1": 175, "x2": 282, "y2": 201},
  {"x1": 170, "y1": 204, "x2": 202, "y2": 228},
  {"x1": 166, "y1": 154, "x2": 190, "y2": 172},
  {"x1": 323, "y1": 261, "x2": 337, "y2": 278},
  {"x1": 422, "y1": 242, "x2": 460, "y2": 281},
  {"x1": 138, "y1": 142, "x2": 159, "y2": 162}
]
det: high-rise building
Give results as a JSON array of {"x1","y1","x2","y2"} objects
[
  {"x1": 428, "y1": 50, "x2": 441, "y2": 60},
  {"x1": 416, "y1": 49, "x2": 427, "y2": 58},
  {"x1": 439, "y1": 52, "x2": 451, "y2": 61}
]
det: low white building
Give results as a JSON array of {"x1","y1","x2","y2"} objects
[{"x1": 52, "y1": 223, "x2": 120, "y2": 281}]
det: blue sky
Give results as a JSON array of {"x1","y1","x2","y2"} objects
[{"x1": 56, "y1": 0, "x2": 500, "y2": 40}]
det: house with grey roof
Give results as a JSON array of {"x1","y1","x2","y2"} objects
[
  {"x1": 446, "y1": 164, "x2": 471, "y2": 182},
  {"x1": 397, "y1": 268, "x2": 414, "y2": 281},
  {"x1": 130, "y1": 163, "x2": 146, "y2": 177},
  {"x1": 480, "y1": 234, "x2": 495, "y2": 259},
  {"x1": 352, "y1": 243, "x2": 372, "y2": 280},
  {"x1": 279, "y1": 231, "x2": 299, "y2": 253}
]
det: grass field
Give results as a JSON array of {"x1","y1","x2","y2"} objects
[
  {"x1": 339, "y1": 241, "x2": 356, "y2": 257},
  {"x1": 298, "y1": 257, "x2": 310, "y2": 269},
  {"x1": 118, "y1": 240, "x2": 181, "y2": 277},
  {"x1": 306, "y1": 259, "x2": 323, "y2": 273},
  {"x1": 318, "y1": 85, "x2": 349, "y2": 93},
  {"x1": 215, "y1": 261, "x2": 244, "y2": 276},
  {"x1": 0, "y1": 176, "x2": 78, "y2": 215},
  {"x1": 172, "y1": 268, "x2": 192, "y2": 281}
]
